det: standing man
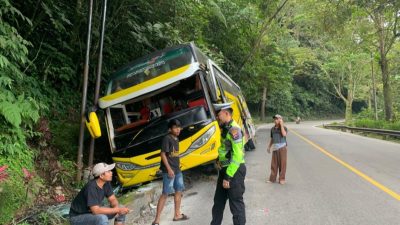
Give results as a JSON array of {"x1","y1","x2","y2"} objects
[
  {"x1": 267, "y1": 114, "x2": 288, "y2": 184},
  {"x1": 211, "y1": 102, "x2": 246, "y2": 225},
  {"x1": 69, "y1": 162, "x2": 130, "y2": 225},
  {"x1": 152, "y1": 119, "x2": 189, "y2": 225}
]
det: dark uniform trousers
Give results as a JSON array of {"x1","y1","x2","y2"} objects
[{"x1": 211, "y1": 164, "x2": 246, "y2": 225}]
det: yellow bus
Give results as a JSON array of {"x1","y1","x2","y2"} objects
[{"x1": 96, "y1": 42, "x2": 255, "y2": 187}]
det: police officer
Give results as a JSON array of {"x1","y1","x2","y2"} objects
[{"x1": 210, "y1": 102, "x2": 246, "y2": 225}]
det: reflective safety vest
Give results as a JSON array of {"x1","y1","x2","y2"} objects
[{"x1": 218, "y1": 120, "x2": 245, "y2": 178}]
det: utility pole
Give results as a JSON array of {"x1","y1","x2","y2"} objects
[
  {"x1": 88, "y1": 0, "x2": 108, "y2": 171},
  {"x1": 76, "y1": 0, "x2": 94, "y2": 182}
]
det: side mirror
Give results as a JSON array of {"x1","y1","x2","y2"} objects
[{"x1": 85, "y1": 111, "x2": 101, "y2": 138}]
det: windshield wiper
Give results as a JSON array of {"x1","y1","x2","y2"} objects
[
  {"x1": 125, "y1": 128, "x2": 144, "y2": 149},
  {"x1": 124, "y1": 117, "x2": 164, "y2": 149}
]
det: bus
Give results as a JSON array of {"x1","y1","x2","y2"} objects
[{"x1": 93, "y1": 42, "x2": 255, "y2": 187}]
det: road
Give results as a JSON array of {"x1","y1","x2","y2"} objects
[{"x1": 144, "y1": 121, "x2": 400, "y2": 225}]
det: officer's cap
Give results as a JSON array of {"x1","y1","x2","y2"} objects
[{"x1": 213, "y1": 102, "x2": 233, "y2": 113}]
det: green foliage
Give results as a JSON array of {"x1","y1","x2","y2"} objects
[
  {"x1": 0, "y1": 1, "x2": 46, "y2": 223},
  {"x1": 353, "y1": 118, "x2": 400, "y2": 131},
  {"x1": 0, "y1": 166, "x2": 42, "y2": 224},
  {"x1": 50, "y1": 121, "x2": 80, "y2": 160},
  {"x1": 0, "y1": 3, "x2": 40, "y2": 166},
  {"x1": 35, "y1": 211, "x2": 68, "y2": 225},
  {"x1": 353, "y1": 108, "x2": 400, "y2": 130}
]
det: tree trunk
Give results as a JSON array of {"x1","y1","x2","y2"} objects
[
  {"x1": 261, "y1": 86, "x2": 267, "y2": 121},
  {"x1": 371, "y1": 53, "x2": 378, "y2": 120},
  {"x1": 376, "y1": 13, "x2": 393, "y2": 121},
  {"x1": 380, "y1": 55, "x2": 393, "y2": 121},
  {"x1": 368, "y1": 89, "x2": 371, "y2": 111},
  {"x1": 345, "y1": 99, "x2": 352, "y2": 124},
  {"x1": 345, "y1": 80, "x2": 353, "y2": 124}
]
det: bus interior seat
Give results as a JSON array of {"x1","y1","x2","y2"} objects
[
  {"x1": 115, "y1": 119, "x2": 149, "y2": 133},
  {"x1": 188, "y1": 98, "x2": 208, "y2": 110}
]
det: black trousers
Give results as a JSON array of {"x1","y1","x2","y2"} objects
[{"x1": 211, "y1": 164, "x2": 246, "y2": 225}]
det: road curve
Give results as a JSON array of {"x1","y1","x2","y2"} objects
[{"x1": 140, "y1": 121, "x2": 400, "y2": 225}]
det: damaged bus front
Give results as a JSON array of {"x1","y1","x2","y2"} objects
[{"x1": 94, "y1": 43, "x2": 254, "y2": 187}]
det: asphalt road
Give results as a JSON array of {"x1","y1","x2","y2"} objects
[{"x1": 145, "y1": 121, "x2": 400, "y2": 225}]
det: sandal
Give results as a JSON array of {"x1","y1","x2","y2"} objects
[
  {"x1": 151, "y1": 222, "x2": 159, "y2": 225},
  {"x1": 173, "y1": 213, "x2": 189, "y2": 221}
]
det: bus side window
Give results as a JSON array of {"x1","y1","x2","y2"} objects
[{"x1": 110, "y1": 108, "x2": 127, "y2": 129}]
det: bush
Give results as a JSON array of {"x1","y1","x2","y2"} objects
[
  {"x1": 353, "y1": 118, "x2": 400, "y2": 131},
  {"x1": 50, "y1": 121, "x2": 80, "y2": 161},
  {"x1": 0, "y1": 164, "x2": 41, "y2": 224}
]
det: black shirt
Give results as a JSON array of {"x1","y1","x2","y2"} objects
[
  {"x1": 69, "y1": 179, "x2": 113, "y2": 217},
  {"x1": 159, "y1": 134, "x2": 181, "y2": 174}
]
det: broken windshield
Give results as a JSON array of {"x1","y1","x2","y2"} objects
[{"x1": 127, "y1": 106, "x2": 208, "y2": 147}]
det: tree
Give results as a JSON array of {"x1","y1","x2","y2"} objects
[
  {"x1": 323, "y1": 51, "x2": 370, "y2": 123},
  {"x1": 354, "y1": 1, "x2": 400, "y2": 121}
]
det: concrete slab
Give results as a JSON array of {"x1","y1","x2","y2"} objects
[{"x1": 118, "y1": 181, "x2": 162, "y2": 225}]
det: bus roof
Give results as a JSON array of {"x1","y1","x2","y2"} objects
[
  {"x1": 109, "y1": 44, "x2": 195, "y2": 81},
  {"x1": 99, "y1": 62, "x2": 200, "y2": 108},
  {"x1": 99, "y1": 43, "x2": 202, "y2": 109},
  {"x1": 98, "y1": 42, "x2": 230, "y2": 109}
]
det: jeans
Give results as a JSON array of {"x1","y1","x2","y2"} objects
[
  {"x1": 70, "y1": 213, "x2": 125, "y2": 225},
  {"x1": 162, "y1": 172, "x2": 185, "y2": 194}
]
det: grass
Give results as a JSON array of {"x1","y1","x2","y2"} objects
[{"x1": 352, "y1": 118, "x2": 400, "y2": 131}]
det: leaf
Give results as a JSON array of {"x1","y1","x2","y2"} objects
[
  {"x1": 0, "y1": 54, "x2": 11, "y2": 69},
  {"x1": 0, "y1": 76, "x2": 12, "y2": 88},
  {"x1": 0, "y1": 101, "x2": 21, "y2": 127}
]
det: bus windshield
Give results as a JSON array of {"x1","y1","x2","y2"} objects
[{"x1": 108, "y1": 46, "x2": 194, "y2": 94}]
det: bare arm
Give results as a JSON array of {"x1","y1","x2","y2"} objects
[
  {"x1": 161, "y1": 152, "x2": 174, "y2": 177},
  {"x1": 108, "y1": 194, "x2": 119, "y2": 208},
  {"x1": 89, "y1": 205, "x2": 129, "y2": 215},
  {"x1": 90, "y1": 205, "x2": 119, "y2": 215},
  {"x1": 89, "y1": 195, "x2": 130, "y2": 215},
  {"x1": 280, "y1": 119, "x2": 287, "y2": 136}
]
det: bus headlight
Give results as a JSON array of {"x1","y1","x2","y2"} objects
[
  {"x1": 116, "y1": 162, "x2": 160, "y2": 171},
  {"x1": 116, "y1": 162, "x2": 138, "y2": 170},
  {"x1": 188, "y1": 126, "x2": 216, "y2": 150}
]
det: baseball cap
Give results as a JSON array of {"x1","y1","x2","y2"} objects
[
  {"x1": 272, "y1": 114, "x2": 282, "y2": 119},
  {"x1": 213, "y1": 102, "x2": 233, "y2": 113},
  {"x1": 92, "y1": 162, "x2": 115, "y2": 177}
]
